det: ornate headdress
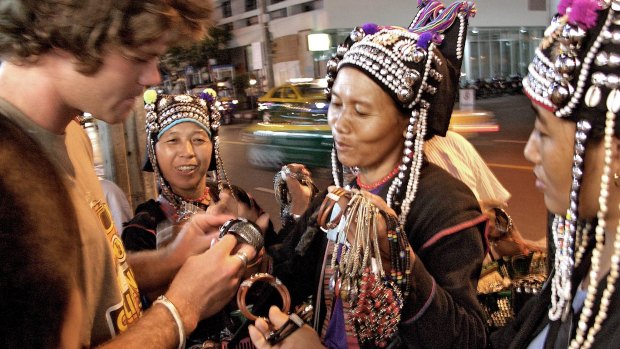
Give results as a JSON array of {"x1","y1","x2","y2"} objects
[
  {"x1": 523, "y1": 1, "x2": 620, "y2": 347},
  {"x1": 326, "y1": 0, "x2": 475, "y2": 225},
  {"x1": 143, "y1": 89, "x2": 231, "y2": 216}
]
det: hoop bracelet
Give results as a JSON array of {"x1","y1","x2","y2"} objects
[
  {"x1": 219, "y1": 218, "x2": 264, "y2": 253},
  {"x1": 236, "y1": 273, "x2": 291, "y2": 321},
  {"x1": 154, "y1": 295, "x2": 185, "y2": 349}
]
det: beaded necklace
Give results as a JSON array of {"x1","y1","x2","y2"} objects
[
  {"x1": 182, "y1": 186, "x2": 210, "y2": 204},
  {"x1": 355, "y1": 161, "x2": 401, "y2": 191}
]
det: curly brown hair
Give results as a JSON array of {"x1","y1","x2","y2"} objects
[{"x1": 0, "y1": 0, "x2": 213, "y2": 74}]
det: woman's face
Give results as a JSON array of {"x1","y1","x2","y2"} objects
[
  {"x1": 328, "y1": 67, "x2": 409, "y2": 172},
  {"x1": 155, "y1": 122, "x2": 212, "y2": 197},
  {"x1": 524, "y1": 104, "x2": 606, "y2": 218}
]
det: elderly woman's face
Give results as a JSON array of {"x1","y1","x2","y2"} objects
[
  {"x1": 524, "y1": 104, "x2": 606, "y2": 218},
  {"x1": 328, "y1": 67, "x2": 409, "y2": 170},
  {"x1": 155, "y1": 122, "x2": 212, "y2": 196}
]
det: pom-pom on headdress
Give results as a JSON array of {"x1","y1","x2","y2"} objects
[
  {"x1": 523, "y1": 1, "x2": 620, "y2": 348},
  {"x1": 326, "y1": 0, "x2": 475, "y2": 226},
  {"x1": 143, "y1": 89, "x2": 231, "y2": 216}
]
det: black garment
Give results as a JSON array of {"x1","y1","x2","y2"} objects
[
  {"x1": 490, "y1": 239, "x2": 620, "y2": 349},
  {"x1": 273, "y1": 162, "x2": 488, "y2": 348}
]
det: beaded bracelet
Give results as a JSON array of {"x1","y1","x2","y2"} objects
[
  {"x1": 236, "y1": 273, "x2": 291, "y2": 321},
  {"x1": 153, "y1": 295, "x2": 185, "y2": 349}
]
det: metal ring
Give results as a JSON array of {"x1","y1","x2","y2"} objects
[
  {"x1": 236, "y1": 273, "x2": 291, "y2": 322},
  {"x1": 235, "y1": 251, "x2": 249, "y2": 268}
]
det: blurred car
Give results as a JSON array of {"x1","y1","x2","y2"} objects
[
  {"x1": 448, "y1": 108, "x2": 499, "y2": 137},
  {"x1": 242, "y1": 123, "x2": 332, "y2": 168},
  {"x1": 244, "y1": 103, "x2": 498, "y2": 169},
  {"x1": 258, "y1": 79, "x2": 329, "y2": 124}
]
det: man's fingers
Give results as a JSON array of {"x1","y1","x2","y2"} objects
[
  {"x1": 209, "y1": 234, "x2": 238, "y2": 256},
  {"x1": 268, "y1": 305, "x2": 290, "y2": 327},
  {"x1": 190, "y1": 212, "x2": 235, "y2": 235},
  {"x1": 249, "y1": 324, "x2": 270, "y2": 349}
]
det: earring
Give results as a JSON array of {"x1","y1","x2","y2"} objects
[{"x1": 615, "y1": 172, "x2": 619, "y2": 187}]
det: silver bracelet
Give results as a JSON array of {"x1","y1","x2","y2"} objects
[{"x1": 154, "y1": 295, "x2": 185, "y2": 349}]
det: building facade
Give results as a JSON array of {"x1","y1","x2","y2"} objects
[{"x1": 213, "y1": 0, "x2": 558, "y2": 87}]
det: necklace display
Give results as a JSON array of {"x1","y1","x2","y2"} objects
[
  {"x1": 355, "y1": 161, "x2": 402, "y2": 191},
  {"x1": 326, "y1": 192, "x2": 412, "y2": 348}
]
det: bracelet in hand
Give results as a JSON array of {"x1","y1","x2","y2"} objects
[{"x1": 237, "y1": 273, "x2": 291, "y2": 321}]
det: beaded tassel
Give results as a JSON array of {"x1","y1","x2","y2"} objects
[
  {"x1": 570, "y1": 109, "x2": 618, "y2": 349},
  {"x1": 549, "y1": 120, "x2": 592, "y2": 321}
]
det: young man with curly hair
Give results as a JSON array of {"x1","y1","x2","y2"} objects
[{"x1": 0, "y1": 1, "x2": 255, "y2": 348}]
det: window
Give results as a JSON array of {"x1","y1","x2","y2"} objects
[
  {"x1": 463, "y1": 27, "x2": 544, "y2": 81},
  {"x1": 271, "y1": 0, "x2": 285, "y2": 4},
  {"x1": 290, "y1": 1, "x2": 323, "y2": 15},
  {"x1": 246, "y1": 16, "x2": 259, "y2": 26},
  {"x1": 270, "y1": 8, "x2": 287, "y2": 20},
  {"x1": 283, "y1": 88, "x2": 296, "y2": 99},
  {"x1": 222, "y1": 0, "x2": 232, "y2": 17},
  {"x1": 245, "y1": 0, "x2": 257, "y2": 11}
]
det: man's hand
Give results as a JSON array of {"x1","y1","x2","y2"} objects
[
  {"x1": 163, "y1": 213, "x2": 234, "y2": 267},
  {"x1": 164, "y1": 215, "x2": 258, "y2": 333}
]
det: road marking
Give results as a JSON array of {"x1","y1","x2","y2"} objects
[
  {"x1": 487, "y1": 163, "x2": 533, "y2": 171},
  {"x1": 255, "y1": 186, "x2": 275, "y2": 194},
  {"x1": 494, "y1": 139, "x2": 528, "y2": 144}
]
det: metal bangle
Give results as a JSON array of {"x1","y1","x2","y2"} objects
[
  {"x1": 236, "y1": 273, "x2": 291, "y2": 322},
  {"x1": 219, "y1": 218, "x2": 264, "y2": 252},
  {"x1": 154, "y1": 295, "x2": 186, "y2": 349}
]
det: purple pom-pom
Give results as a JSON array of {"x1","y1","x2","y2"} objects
[
  {"x1": 199, "y1": 92, "x2": 214, "y2": 103},
  {"x1": 569, "y1": 0, "x2": 601, "y2": 29},
  {"x1": 417, "y1": 31, "x2": 433, "y2": 50},
  {"x1": 361, "y1": 23, "x2": 380, "y2": 35},
  {"x1": 557, "y1": 0, "x2": 572, "y2": 15}
]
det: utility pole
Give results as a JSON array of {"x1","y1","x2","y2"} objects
[{"x1": 258, "y1": 0, "x2": 274, "y2": 89}]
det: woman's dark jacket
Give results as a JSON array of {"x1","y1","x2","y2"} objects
[{"x1": 272, "y1": 162, "x2": 489, "y2": 348}]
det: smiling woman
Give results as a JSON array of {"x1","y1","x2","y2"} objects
[{"x1": 122, "y1": 89, "x2": 279, "y2": 348}]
